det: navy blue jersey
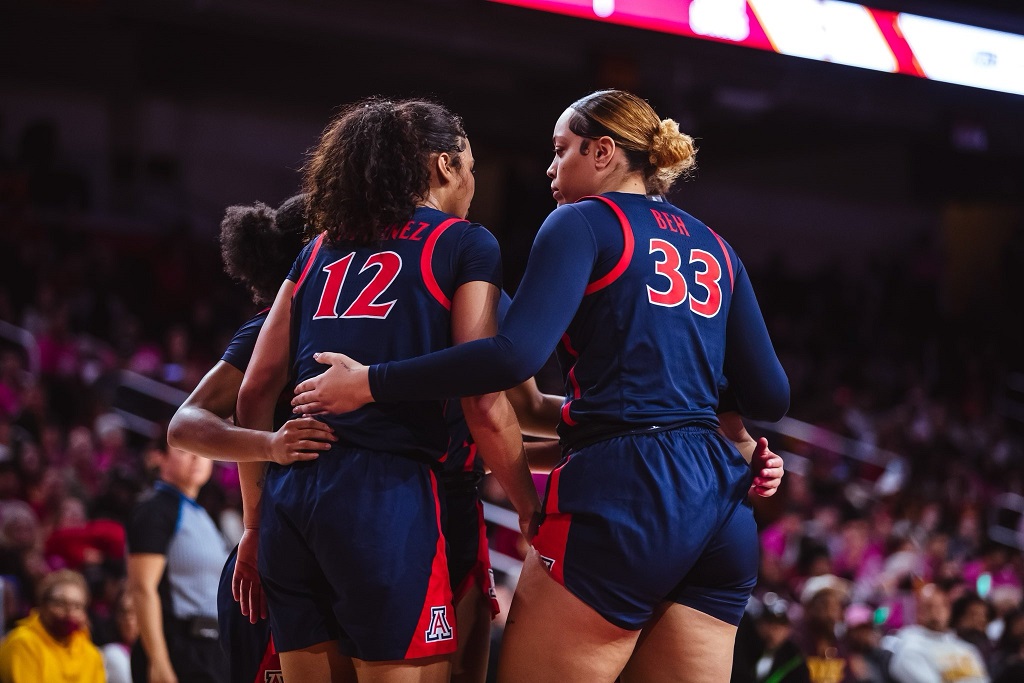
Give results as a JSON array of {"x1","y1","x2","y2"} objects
[
  {"x1": 221, "y1": 309, "x2": 293, "y2": 430},
  {"x1": 220, "y1": 309, "x2": 270, "y2": 372},
  {"x1": 370, "y1": 193, "x2": 788, "y2": 449},
  {"x1": 289, "y1": 206, "x2": 502, "y2": 461}
]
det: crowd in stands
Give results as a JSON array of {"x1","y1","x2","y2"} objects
[{"x1": 0, "y1": 118, "x2": 1022, "y2": 682}]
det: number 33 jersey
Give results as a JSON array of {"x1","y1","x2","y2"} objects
[
  {"x1": 556, "y1": 193, "x2": 772, "y2": 447},
  {"x1": 287, "y1": 206, "x2": 502, "y2": 461}
]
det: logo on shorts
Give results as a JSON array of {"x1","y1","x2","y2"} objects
[
  {"x1": 487, "y1": 568, "x2": 497, "y2": 600},
  {"x1": 540, "y1": 555, "x2": 556, "y2": 571},
  {"x1": 425, "y1": 606, "x2": 453, "y2": 642},
  {"x1": 265, "y1": 672, "x2": 285, "y2": 683}
]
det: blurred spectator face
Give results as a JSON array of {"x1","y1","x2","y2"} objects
[
  {"x1": 917, "y1": 585, "x2": 951, "y2": 632},
  {"x1": 1, "y1": 503, "x2": 40, "y2": 551},
  {"x1": 956, "y1": 600, "x2": 989, "y2": 633},
  {"x1": 115, "y1": 591, "x2": 139, "y2": 644},
  {"x1": 56, "y1": 497, "x2": 87, "y2": 529},
  {"x1": 159, "y1": 445, "x2": 212, "y2": 494},
  {"x1": 758, "y1": 617, "x2": 792, "y2": 651},
  {"x1": 39, "y1": 580, "x2": 88, "y2": 641},
  {"x1": 808, "y1": 590, "x2": 845, "y2": 628}
]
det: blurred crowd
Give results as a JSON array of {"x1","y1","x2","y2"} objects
[{"x1": 0, "y1": 118, "x2": 1022, "y2": 682}]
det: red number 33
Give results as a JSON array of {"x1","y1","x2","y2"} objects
[{"x1": 646, "y1": 239, "x2": 723, "y2": 317}]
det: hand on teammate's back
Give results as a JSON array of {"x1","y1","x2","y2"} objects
[
  {"x1": 292, "y1": 352, "x2": 372, "y2": 415},
  {"x1": 749, "y1": 437, "x2": 784, "y2": 498},
  {"x1": 268, "y1": 416, "x2": 337, "y2": 464}
]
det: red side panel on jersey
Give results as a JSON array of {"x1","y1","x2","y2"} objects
[
  {"x1": 579, "y1": 195, "x2": 635, "y2": 295},
  {"x1": 420, "y1": 218, "x2": 467, "y2": 310},
  {"x1": 254, "y1": 635, "x2": 282, "y2": 683},
  {"x1": 292, "y1": 232, "x2": 326, "y2": 298},
  {"x1": 533, "y1": 455, "x2": 573, "y2": 586},
  {"x1": 404, "y1": 471, "x2": 457, "y2": 659},
  {"x1": 453, "y1": 500, "x2": 500, "y2": 618},
  {"x1": 707, "y1": 228, "x2": 735, "y2": 291},
  {"x1": 560, "y1": 332, "x2": 581, "y2": 427}
]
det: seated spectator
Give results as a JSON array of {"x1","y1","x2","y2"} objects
[
  {"x1": 733, "y1": 594, "x2": 810, "y2": 683},
  {"x1": 793, "y1": 574, "x2": 855, "y2": 683},
  {"x1": 0, "y1": 568, "x2": 105, "y2": 683},
  {"x1": 0, "y1": 501, "x2": 48, "y2": 618},
  {"x1": 843, "y1": 603, "x2": 891, "y2": 683},
  {"x1": 102, "y1": 586, "x2": 138, "y2": 683},
  {"x1": 44, "y1": 496, "x2": 125, "y2": 572},
  {"x1": 887, "y1": 583, "x2": 989, "y2": 683},
  {"x1": 951, "y1": 591, "x2": 993, "y2": 667}
]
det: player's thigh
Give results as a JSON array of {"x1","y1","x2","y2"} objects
[
  {"x1": 352, "y1": 655, "x2": 452, "y2": 683},
  {"x1": 495, "y1": 549, "x2": 639, "y2": 683},
  {"x1": 620, "y1": 603, "x2": 737, "y2": 683},
  {"x1": 279, "y1": 640, "x2": 356, "y2": 683},
  {"x1": 452, "y1": 587, "x2": 492, "y2": 683}
]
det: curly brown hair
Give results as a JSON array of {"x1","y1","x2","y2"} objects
[
  {"x1": 219, "y1": 194, "x2": 308, "y2": 306},
  {"x1": 303, "y1": 98, "x2": 466, "y2": 244}
]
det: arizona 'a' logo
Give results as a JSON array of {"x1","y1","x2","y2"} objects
[
  {"x1": 540, "y1": 555, "x2": 556, "y2": 571},
  {"x1": 425, "y1": 606, "x2": 453, "y2": 642},
  {"x1": 265, "y1": 671, "x2": 285, "y2": 683},
  {"x1": 487, "y1": 568, "x2": 498, "y2": 600}
]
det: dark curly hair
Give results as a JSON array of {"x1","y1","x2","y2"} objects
[
  {"x1": 219, "y1": 194, "x2": 308, "y2": 306},
  {"x1": 303, "y1": 97, "x2": 466, "y2": 244}
]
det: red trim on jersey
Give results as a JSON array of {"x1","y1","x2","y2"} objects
[
  {"x1": 404, "y1": 471, "x2": 457, "y2": 659},
  {"x1": 292, "y1": 233, "x2": 326, "y2": 298},
  {"x1": 560, "y1": 332, "x2": 579, "y2": 358},
  {"x1": 708, "y1": 228, "x2": 734, "y2": 291},
  {"x1": 560, "y1": 332, "x2": 581, "y2": 426},
  {"x1": 453, "y1": 500, "x2": 500, "y2": 618},
  {"x1": 533, "y1": 456, "x2": 572, "y2": 586},
  {"x1": 579, "y1": 195, "x2": 635, "y2": 295},
  {"x1": 463, "y1": 442, "x2": 478, "y2": 472},
  {"x1": 420, "y1": 218, "x2": 466, "y2": 310},
  {"x1": 254, "y1": 635, "x2": 281, "y2": 683}
]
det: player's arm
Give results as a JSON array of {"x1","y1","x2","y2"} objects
[
  {"x1": 506, "y1": 378, "x2": 562, "y2": 440},
  {"x1": 233, "y1": 280, "x2": 295, "y2": 622},
  {"x1": 127, "y1": 553, "x2": 177, "y2": 683},
  {"x1": 293, "y1": 204, "x2": 597, "y2": 411},
  {"x1": 524, "y1": 440, "x2": 564, "y2": 473},
  {"x1": 723, "y1": 259, "x2": 790, "y2": 421},
  {"x1": 168, "y1": 360, "x2": 334, "y2": 464},
  {"x1": 451, "y1": 278, "x2": 541, "y2": 538},
  {"x1": 718, "y1": 411, "x2": 784, "y2": 498}
]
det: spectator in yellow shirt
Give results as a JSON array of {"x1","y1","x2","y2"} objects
[{"x1": 0, "y1": 569, "x2": 105, "y2": 683}]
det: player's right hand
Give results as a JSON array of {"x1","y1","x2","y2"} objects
[
  {"x1": 233, "y1": 528, "x2": 267, "y2": 624},
  {"x1": 268, "y1": 417, "x2": 337, "y2": 465}
]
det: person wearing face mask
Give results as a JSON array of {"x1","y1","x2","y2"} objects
[{"x1": 0, "y1": 568, "x2": 105, "y2": 683}]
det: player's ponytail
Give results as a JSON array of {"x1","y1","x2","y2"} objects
[
  {"x1": 568, "y1": 89, "x2": 696, "y2": 196},
  {"x1": 303, "y1": 97, "x2": 466, "y2": 245},
  {"x1": 220, "y1": 194, "x2": 309, "y2": 306}
]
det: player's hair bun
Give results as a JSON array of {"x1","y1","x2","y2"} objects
[
  {"x1": 647, "y1": 119, "x2": 696, "y2": 194},
  {"x1": 649, "y1": 118, "x2": 696, "y2": 172}
]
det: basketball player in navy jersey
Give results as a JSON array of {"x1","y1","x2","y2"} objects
[
  {"x1": 233, "y1": 99, "x2": 541, "y2": 683},
  {"x1": 167, "y1": 195, "x2": 335, "y2": 683},
  {"x1": 291, "y1": 90, "x2": 789, "y2": 683}
]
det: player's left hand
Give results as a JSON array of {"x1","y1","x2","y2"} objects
[
  {"x1": 232, "y1": 528, "x2": 267, "y2": 624},
  {"x1": 749, "y1": 437, "x2": 784, "y2": 498},
  {"x1": 292, "y1": 352, "x2": 373, "y2": 415}
]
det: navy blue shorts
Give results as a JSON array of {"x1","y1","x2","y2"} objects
[
  {"x1": 444, "y1": 489, "x2": 499, "y2": 616},
  {"x1": 258, "y1": 448, "x2": 456, "y2": 661},
  {"x1": 218, "y1": 547, "x2": 280, "y2": 683},
  {"x1": 532, "y1": 426, "x2": 758, "y2": 630}
]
